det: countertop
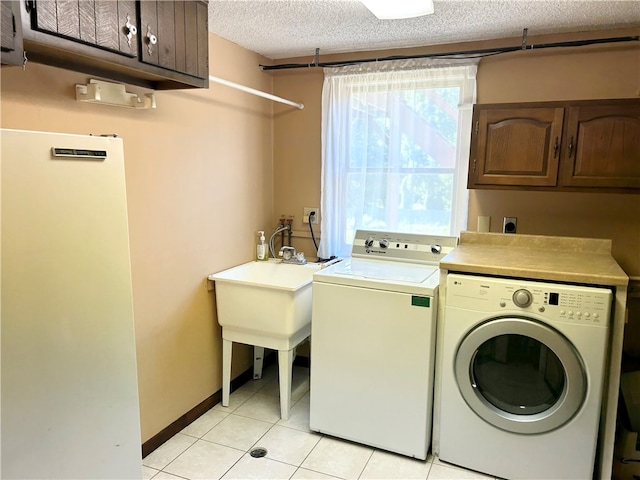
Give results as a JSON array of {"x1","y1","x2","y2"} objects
[{"x1": 440, "y1": 231, "x2": 629, "y2": 287}]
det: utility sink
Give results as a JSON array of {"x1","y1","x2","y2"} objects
[
  {"x1": 208, "y1": 260, "x2": 321, "y2": 348},
  {"x1": 208, "y1": 260, "x2": 322, "y2": 421}
]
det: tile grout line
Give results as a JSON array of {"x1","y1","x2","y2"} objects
[{"x1": 356, "y1": 447, "x2": 376, "y2": 480}]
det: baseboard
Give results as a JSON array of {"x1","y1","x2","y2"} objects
[
  {"x1": 141, "y1": 365, "x2": 254, "y2": 458},
  {"x1": 141, "y1": 351, "x2": 309, "y2": 458}
]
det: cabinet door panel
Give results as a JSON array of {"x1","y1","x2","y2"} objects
[
  {"x1": 1, "y1": 2, "x2": 13, "y2": 49},
  {"x1": 33, "y1": 0, "x2": 58, "y2": 33},
  {"x1": 174, "y1": 0, "x2": 186, "y2": 73},
  {"x1": 139, "y1": 0, "x2": 159, "y2": 65},
  {"x1": 184, "y1": 0, "x2": 198, "y2": 76},
  {"x1": 196, "y1": 0, "x2": 207, "y2": 79},
  {"x1": 116, "y1": 1, "x2": 138, "y2": 57},
  {"x1": 1, "y1": 1, "x2": 16, "y2": 52},
  {"x1": 56, "y1": 0, "x2": 79, "y2": 39},
  {"x1": 95, "y1": 1, "x2": 119, "y2": 52},
  {"x1": 78, "y1": 1, "x2": 97, "y2": 44},
  {"x1": 157, "y1": 0, "x2": 176, "y2": 70},
  {"x1": 141, "y1": 0, "x2": 207, "y2": 79},
  {"x1": 470, "y1": 107, "x2": 564, "y2": 187},
  {"x1": 562, "y1": 105, "x2": 640, "y2": 188}
]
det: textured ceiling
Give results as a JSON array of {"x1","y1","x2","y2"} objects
[{"x1": 207, "y1": 0, "x2": 640, "y2": 60}]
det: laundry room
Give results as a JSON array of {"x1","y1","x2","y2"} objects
[{"x1": 1, "y1": 1, "x2": 639, "y2": 479}]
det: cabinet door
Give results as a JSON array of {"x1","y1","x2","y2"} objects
[
  {"x1": 469, "y1": 107, "x2": 564, "y2": 187},
  {"x1": 140, "y1": 0, "x2": 207, "y2": 79},
  {"x1": 1, "y1": 0, "x2": 23, "y2": 65},
  {"x1": 560, "y1": 104, "x2": 640, "y2": 189},
  {"x1": 30, "y1": 0, "x2": 137, "y2": 57}
]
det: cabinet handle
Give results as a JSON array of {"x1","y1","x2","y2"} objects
[
  {"x1": 145, "y1": 26, "x2": 158, "y2": 56},
  {"x1": 123, "y1": 15, "x2": 137, "y2": 47},
  {"x1": 553, "y1": 137, "x2": 559, "y2": 158},
  {"x1": 568, "y1": 136, "x2": 574, "y2": 158}
]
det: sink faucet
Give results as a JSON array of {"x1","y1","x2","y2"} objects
[{"x1": 279, "y1": 246, "x2": 307, "y2": 265}]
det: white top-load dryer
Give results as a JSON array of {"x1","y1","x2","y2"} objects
[{"x1": 310, "y1": 229, "x2": 457, "y2": 460}]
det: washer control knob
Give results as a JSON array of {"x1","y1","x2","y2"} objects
[
  {"x1": 499, "y1": 301, "x2": 506, "y2": 308},
  {"x1": 364, "y1": 236, "x2": 374, "y2": 248},
  {"x1": 379, "y1": 239, "x2": 389, "y2": 249},
  {"x1": 430, "y1": 244, "x2": 442, "y2": 254},
  {"x1": 513, "y1": 289, "x2": 533, "y2": 308},
  {"x1": 538, "y1": 306, "x2": 545, "y2": 313}
]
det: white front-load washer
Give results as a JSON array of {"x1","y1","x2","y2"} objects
[
  {"x1": 310, "y1": 230, "x2": 457, "y2": 460},
  {"x1": 438, "y1": 273, "x2": 612, "y2": 480}
]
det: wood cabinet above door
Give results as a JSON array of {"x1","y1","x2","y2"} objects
[
  {"x1": 1, "y1": 0, "x2": 208, "y2": 90},
  {"x1": 468, "y1": 99, "x2": 640, "y2": 193}
]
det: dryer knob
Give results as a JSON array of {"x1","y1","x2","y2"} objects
[
  {"x1": 379, "y1": 239, "x2": 389, "y2": 249},
  {"x1": 364, "y1": 236, "x2": 374, "y2": 248},
  {"x1": 513, "y1": 289, "x2": 533, "y2": 308}
]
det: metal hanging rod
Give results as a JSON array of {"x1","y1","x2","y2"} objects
[
  {"x1": 208, "y1": 75, "x2": 304, "y2": 110},
  {"x1": 259, "y1": 35, "x2": 639, "y2": 71}
]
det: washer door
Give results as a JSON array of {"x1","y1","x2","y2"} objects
[{"x1": 454, "y1": 317, "x2": 586, "y2": 434}]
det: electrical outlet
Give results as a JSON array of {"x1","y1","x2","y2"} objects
[
  {"x1": 503, "y1": 217, "x2": 517, "y2": 234},
  {"x1": 303, "y1": 207, "x2": 319, "y2": 224}
]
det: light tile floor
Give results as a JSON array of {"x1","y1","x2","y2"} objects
[{"x1": 142, "y1": 364, "x2": 498, "y2": 480}]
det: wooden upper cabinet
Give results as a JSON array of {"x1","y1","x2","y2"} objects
[
  {"x1": 470, "y1": 107, "x2": 564, "y2": 187},
  {"x1": 30, "y1": 0, "x2": 138, "y2": 57},
  {"x1": 140, "y1": 0, "x2": 208, "y2": 79},
  {"x1": 469, "y1": 99, "x2": 640, "y2": 193},
  {"x1": 560, "y1": 104, "x2": 640, "y2": 189},
  {"x1": 1, "y1": 0, "x2": 23, "y2": 65},
  {"x1": 5, "y1": 0, "x2": 208, "y2": 89}
]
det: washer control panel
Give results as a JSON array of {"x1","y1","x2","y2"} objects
[
  {"x1": 351, "y1": 229, "x2": 458, "y2": 264},
  {"x1": 447, "y1": 273, "x2": 613, "y2": 325}
]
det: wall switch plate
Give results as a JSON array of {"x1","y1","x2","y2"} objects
[
  {"x1": 503, "y1": 217, "x2": 517, "y2": 234},
  {"x1": 303, "y1": 207, "x2": 319, "y2": 224}
]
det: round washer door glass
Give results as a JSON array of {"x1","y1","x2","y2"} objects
[{"x1": 455, "y1": 317, "x2": 586, "y2": 434}]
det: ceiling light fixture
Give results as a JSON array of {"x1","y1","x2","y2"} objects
[{"x1": 360, "y1": 0, "x2": 435, "y2": 19}]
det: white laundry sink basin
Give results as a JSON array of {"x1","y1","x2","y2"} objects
[{"x1": 208, "y1": 261, "x2": 321, "y2": 348}]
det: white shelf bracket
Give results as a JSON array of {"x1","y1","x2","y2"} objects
[{"x1": 75, "y1": 79, "x2": 156, "y2": 109}]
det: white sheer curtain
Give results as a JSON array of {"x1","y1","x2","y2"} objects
[{"x1": 319, "y1": 59, "x2": 478, "y2": 259}]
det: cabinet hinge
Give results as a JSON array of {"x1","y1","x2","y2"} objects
[{"x1": 475, "y1": 121, "x2": 479, "y2": 135}]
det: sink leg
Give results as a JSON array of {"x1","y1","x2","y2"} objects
[
  {"x1": 278, "y1": 348, "x2": 294, "y2": 421},
  {"x1": 253, "y1": 346, "x2": 265, "y2": 379},
  {"x1": 222, "y1": 338, "x2": 232, "y2": 407}
]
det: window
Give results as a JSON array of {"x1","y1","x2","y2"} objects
[{"x1": 319, "y1": 59, "x2": 477, "y2": 258}]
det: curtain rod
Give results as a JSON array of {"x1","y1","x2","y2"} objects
[
  {"x1": 259, "y1": 35, "x2": 639, "y2": 71},
  {"x1": 208, "y1": 75, "x2": 304, "y2": 109}
]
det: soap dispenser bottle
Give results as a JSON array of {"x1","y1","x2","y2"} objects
[{"x1": 256, "y1": 231, "x2": 268, "y2": 261}]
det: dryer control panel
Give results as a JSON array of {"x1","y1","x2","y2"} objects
[{"x1": 446, "y1": 273, "x2": 613, "y2": 326}]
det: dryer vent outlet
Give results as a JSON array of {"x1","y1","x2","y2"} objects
[{"x1": 503, "y1": 217, "x2": 517, "y2": 234}]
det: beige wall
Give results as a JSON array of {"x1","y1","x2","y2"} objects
[
  {"x1": 272, "y1": 28, "x2": 640, "y2": 277},
  {"x1": 1, "y1": 35, "x2": 274, "y2": 442}
]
